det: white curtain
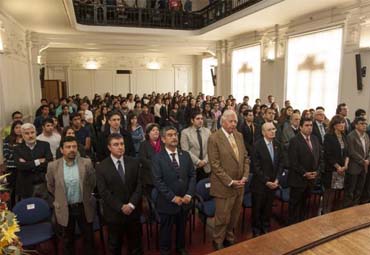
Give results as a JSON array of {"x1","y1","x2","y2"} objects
[
  {"x1": 202, "y1": 57, "x2": 216, "y2": 96},
  {"x1": 286, "y1": 27, "x2": 343, "y2": 117},
  {"x1": 231, "y1": 45, "x2": 261, "y2": 103}
]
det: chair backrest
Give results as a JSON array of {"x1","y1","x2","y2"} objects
[
  {"x1": 196, "y1": 178, "x2": 212, "y2": 201},
  {"x1": 278, "y1": 169, "x2": 289, "y2": 188},
  {"x1": 12, "y1": 198, "x2": 51, "y2": 225}
]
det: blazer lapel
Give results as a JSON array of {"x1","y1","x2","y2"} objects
[
  {"x1": 77, "y1": 158, "x2": 85, "y2": 195},
  {"x1": 298, "y1": 133, "x2": 313, "y2": 155},
  {"x1": 108, "y1": 158, "x2": 125, "y2": 186},
  {"x1": 220, "y1": 130, "x2": 238, "y2": 163},
  {"x1": 57, "y1": 159, "x2": 66, "y2": 195}
]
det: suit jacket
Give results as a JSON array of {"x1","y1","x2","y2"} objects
[
  {"x1": 207, "y1": 129, "x2": 250, "y2": 198},
  {"x1": 139, "y1": 139, "x2": 163, "y2": 186},
  {"x1": 323, "y1": 133, "x2": 348, "y2": 172},
  {"x1": 347, "y1": 130, "x2": 370, "y2": 175},
  {"x1": 251, "y1": 139, "x2": 284, "y2": 193},
  {"x1": 152, "y1": 149, "x2": 196, "y2": 215},
  {"x1": 14, "y1": 141, "x2": 53, "y2": 197},
  {"x1": 57, "y1": 114, "x2": 70, "y2": 128},
  {"x1": 312, "y1": 121, "x2": 327, "y2": 145},
  {"x1": 281, "y1": 125, "x2": 299, "y2": 168},
  {"x1": 96, "y1": 127, "x2": 135, "y2": 161},
  {"x1": 345, "y1": 117, "x2": 352, "y2": 136},
  {"x1": 238, "y1": 121, "x2": 258, "y2": 155},
  {"x1": 287, "y1": 133, "x2": 322, "y2": 188},
  {"x1": 46, "y1": 157, "x2": 96, "y2": 227},
  {"x1": 180, "y1": 126, "x2": 211, "y2": 173},
  {"x1": 96, "y1": 156, "x2": 142, "y2": 224}
]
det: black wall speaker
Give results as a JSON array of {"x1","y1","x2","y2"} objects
[
  {"x1": 116, "y1": 70, "x2": 132, "y2": 74},
  {"x1": 355, "y1": 54, "x2": 366, "y2": 90}
]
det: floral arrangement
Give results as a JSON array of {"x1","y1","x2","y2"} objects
[{"x1": 0, "y1": 174, "x2": 22, "y2": 255}]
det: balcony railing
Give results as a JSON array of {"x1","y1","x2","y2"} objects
[{"x1": 73, "y1": 0, "x2": 263, "y2": 30}]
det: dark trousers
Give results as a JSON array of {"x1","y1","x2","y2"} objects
[
  {"x1": 159, "y1": 209, "x2": 188, "y2": 255},
  {"x1": 360, "y1": 169, "x2": 370, "y2": 204},
  {"x1": 251, "y1": 191, "x2": 274, "y2": 236},
  {"x1": 59, "y1": 203, "x2": 95, "y2": 255},
  {"x1": 288, "y1": 186, "x2": 310, "y2": 225},
  {"x1": 107, "y1": 220, "x2": 143, "y2": 255},
  {"x1": 344, "y1": 171, "x2": 366, "y2": 208},
  {"x1": 196, "y1": 168, "x2": 209, "y2": 183}
]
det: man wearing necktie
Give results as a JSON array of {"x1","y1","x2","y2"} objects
[
  {"x1": 336, "y1": 103, "x2": 351, "y2": 135},
  {"x1": 96, "y1": 133, "x2": 143, "y2": 255},
  {"x1": 312, "y1": 109, "x2": 327, "y2": 145},
  {"x1": 288, "y1": 118, "x2": 322, "y2": 224},
  {"x1": 152, "y1": 126, "x2": 196, "y2": 255},
  {"x1": 181, "y1": 111, "x2": 211, "y2": 182},
  {"x1": 250, "y1": 122, "x2": 284, "y2": 237},
  {"x1": 208, "y1": 110, "x2": 250, "y2": 250}
]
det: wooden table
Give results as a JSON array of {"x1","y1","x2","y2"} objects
[{"x1": 209, "y1": 204, "x2": 370, "y2": 255}]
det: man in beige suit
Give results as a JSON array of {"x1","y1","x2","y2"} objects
[
  {"x1": 181, "y1": 111, "x2": 211, "y2": 182},
  {"x1": 208, "y1": 110, "x2": 250, "y2": 250},
  {"x1": 46, "y1": 136, "x2": 96, "y2": 255}
]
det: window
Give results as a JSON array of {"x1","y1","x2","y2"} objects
[
  {"x1": 286, "y1": 27, "x2": 343, "y2": 117},
  {"x1": 202, "y1": 57, "x2": 217, "y2": 96},
  {"x1": 231, "y1": 44, "x2": 261, "y2": 103}
]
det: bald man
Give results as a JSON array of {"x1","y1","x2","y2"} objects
[
  {"x1": 250, "y1": 123, "x2": 284, "y2": 237},
  {"x1": 208, "y1": 110, "x2": 250, "y2": 250}
]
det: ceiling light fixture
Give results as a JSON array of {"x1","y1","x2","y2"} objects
[
  {"x1": 84, "y1": 59, "x2": 99, "y2": 70},
  {"x1": 147, "y1": 61, "x2": 160, "y2": 70}
]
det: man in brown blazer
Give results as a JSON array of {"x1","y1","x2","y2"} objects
[
  {"x1": 208, "y1": 110, "x2": 250, "y2": 250},
  {"x1": 344, "y1": 117, "x2": 370, "y2": 207},
  {"x1": 46, "y1": 136, "x2": 96, "y2": 255}
]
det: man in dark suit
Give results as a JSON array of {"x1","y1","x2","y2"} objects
[
  {"x1": 152, "y1": 126, "x2": 196, "y2": 255},
  {"x1": 312, "y1": 109, "x2": 327, "y2": 145},
  {"x1": 336, "y1": 103, "x2": 351, "y2": 135},
  {"x1": 14, "y1": 123, "x2": 53, "y2": 201},
  {"x1": 344, "y1": 117, "x2": 370, "y2": 207},
  {"x1": 251, "y1": 122, "x2": 284, "y2": 236},
  {"x1": 238, "y1": 109, "x2": 259, "y2": 155},
  {"x1": 96, "y1": 111, "x2": 135, "y2": 161},
  {"x1": 288, "y1": 118, "x2": 322, "y2": 224},
  {"x1": 96, "y1": 133, "x2": 143, "y2": 255}
]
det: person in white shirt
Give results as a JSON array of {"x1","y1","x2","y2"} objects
[
  {"x1": 80, "y1": 101, "x2": 93, "y2": 124},
  {"x1": 37, "y1": 118, "x2": 61, "y2": 159}
]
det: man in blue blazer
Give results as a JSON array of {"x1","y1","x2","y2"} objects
[{"x1": 152, "y1": 126, "x2": 196, "y2": 255}]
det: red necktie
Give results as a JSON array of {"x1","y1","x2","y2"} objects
[{"x1": 306, "y1": 136, "x2": 313, "y2": 151}]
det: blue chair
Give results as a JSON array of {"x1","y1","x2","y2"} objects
[
  {"x1": 194, "y1": 178, "x2": 215, "y2": 243},
  {"x1": 12, "y1": 198, "x2": 56, "y2": 250},
  {"x1": 241, "y1": 173, "x2": 253, "y2": 233},
  {"x1": 275, "y1": 169, "x2": 290, "y2": 222}
]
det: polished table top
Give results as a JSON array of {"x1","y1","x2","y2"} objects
[{"x1": 209, "y1": 204, "x2": 370, "y2": 255}]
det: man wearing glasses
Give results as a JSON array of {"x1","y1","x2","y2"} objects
[{"x1": 344, "y1": 117, "x2": 370, "y2": 207}]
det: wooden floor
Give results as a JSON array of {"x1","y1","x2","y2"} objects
[
  {"x1": 301, "y1": 227, "x2": 370, "y2": 255},
  {"x1": 210, "y1": 203, "x2": 370, "y2": 255}
]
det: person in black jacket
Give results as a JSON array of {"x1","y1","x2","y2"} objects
[
  {"x1": 14, "y1": 123, "x2": 53, "y2": 201},
  {"x1": 288, "y1": 118, "x2": 322, "y2": 224},
  {"x1": 152, "y1": 126, "x2": 196, "y2": 255},
  {"x1": 138, "y1": 123, "x2": 163, "y2": 196},
  {"x1": 250, "y1": 122, "x2": 284, "y2": 236},
  {"x1": 322, "y1": 115, "x2": 348, "y2": 213},
  {"x1": 96, "y1": 111, "x2": 135, "y2": 161},
  {"x1": 96, "y1": 133, "x2": 143, "y2": 255}
]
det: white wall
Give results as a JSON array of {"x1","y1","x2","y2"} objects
[
  {"x1": 213, "y1": 3, "x2": 370, "y2": 118},
  {"x1": 45, "y1": 52, "x2": 196, "y2": 98},
  {"x1": 0, "y1": 12, "x2": 40, "y2": 162}
]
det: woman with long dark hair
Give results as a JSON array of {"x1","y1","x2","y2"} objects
[
  {"x1": 322, "y1": 115, "x2": 349, "y2": 213},
  {"x1": 139, "y1": 123, "x2": 162, "y2": 196},
  {"x1": 127, "y1": 112, "x2": 145, "y2": 157},
  {"x1": 3, "y1": 120, "x2": 23, "y2": 208}
]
